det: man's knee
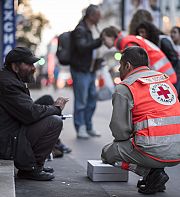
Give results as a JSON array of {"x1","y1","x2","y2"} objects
[
  {"x1": 48, "y1": 115, "x2": 63, "y2": 133},
  {"x1": 41, "y1": 95, "x2": 54, "y2": 105},
  {"x1": 36, "y1": 95, "x2": 54, "y2": 105},
  {"x1": 101, "y1": 143, "x2": 118, "y2": 165},
  {"x1": 101, "y1": 145, "x2": 108, "y2": 163}
]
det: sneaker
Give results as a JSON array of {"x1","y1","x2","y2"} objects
[
  {"x1": 87, "y1": 129, "x2": 101, "y2": 137},
  {"x1": 138, "y1": 168, "x2": 169, "y2": 194},
  {"x1": 17, "y1": 169, "x2": 55, "y2": 181},
  {"x1": 77, "y1": 125, "x2": 89, "y2": 139}
]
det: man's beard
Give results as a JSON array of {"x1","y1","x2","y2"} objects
[{"x1": 18, "y1": 71, "x2": 35, "y2": 83}]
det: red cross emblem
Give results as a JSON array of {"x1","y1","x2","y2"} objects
[{"x1": 157, "y1": 86, "x2": 170, "y2": 99}]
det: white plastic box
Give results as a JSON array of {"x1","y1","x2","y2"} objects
[{"x1": 87, "y1": 160, "x2": 129, "y2": 182}]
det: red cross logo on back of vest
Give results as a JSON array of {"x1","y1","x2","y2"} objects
[
  {"x1": 150, "y1": 83, "x2": 176, "y2": 105},
  {"x1": 157, "y1": 86, "x2": 170, "y2": 99}
]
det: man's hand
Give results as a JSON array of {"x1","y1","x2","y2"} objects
[{"x1": 54, "y1": 97, "x2": 69, "y2": 111}]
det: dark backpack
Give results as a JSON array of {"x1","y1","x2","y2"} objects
[{"x1": 56, "y1": 31, "x2": 72, "y2": 65}]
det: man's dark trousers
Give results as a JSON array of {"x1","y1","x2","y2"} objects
[{"x1": 25, "y1": 95, "x2": 62, "y2": 166}]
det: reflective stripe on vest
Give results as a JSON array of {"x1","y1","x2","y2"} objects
[
  {"x1": 134, "y1": 116, "x2": 180, "y2": 132},
  {"x1": 152, "y1": 57, "x2": 175, "y2": 75},
  {"x1": 123, "y1": 70, "x2": 161, "y2": 85},
  {"x1": 152, "y1": 56, "x2": 169, "y2": 71},
  {"x1": 165, "y1": 67, "x2": 176, "y2": 76},
  {"x1": 134, "y1": 133, "x2": 180, "y2": 145}
]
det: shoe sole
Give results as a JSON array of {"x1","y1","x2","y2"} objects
[
  {"x1": 17, "y1": 173, "x2": 55, "y2": 181},
  {"x1": 138, "y1": 173, "x2": 169, "y2": 194},
  {"x1": 17, "y1": 175, "x2": 55, "y2": 181}
]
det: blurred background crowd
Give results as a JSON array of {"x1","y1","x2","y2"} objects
[{"x1": 1, "y1": 0, "x2": 179, "y2": 93}]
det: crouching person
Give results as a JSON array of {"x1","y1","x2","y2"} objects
[
  {"x1": 0, "y1": 47, "x2": 69, "y2": 181},
  {"x1": 101, "y1": 46, "x2": 180, "y2": 194}
]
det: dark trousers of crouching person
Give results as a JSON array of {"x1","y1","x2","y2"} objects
[
  {"x1": 16, "y1": 95, "x2": 63, "y2": 181},
  {"x1": 101, "y1": 140, "x2": 179, "y2": 194}
]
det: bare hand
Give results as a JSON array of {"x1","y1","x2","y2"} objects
[{"x1": 54, "y1": 97, "x2": 69, "y2": 111}]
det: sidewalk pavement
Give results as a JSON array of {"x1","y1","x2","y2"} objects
[
  {"x1": 15, "y1": 154, "x2": 180, "y2": 197},
  {"x1": 16, "y1": 156, "x2": 109, "y2": 197}
]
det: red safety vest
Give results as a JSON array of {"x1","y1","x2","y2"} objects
[
  {"x1": 122, "y1": 67, "x2": 180, "y2": 162},
  {"x1": 115, "y1": 35, "x2": 177, "y2": 84}
]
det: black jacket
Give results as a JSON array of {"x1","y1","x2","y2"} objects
[
  {"x1": 0, "y1": 67, "x2": 61, "y2": 170},
  {"x1": 70, "y1": 20, "x2": 102, "y2": 72},
  {"x1": 160, "y1": 37, "x2": 180, "y2": 77}
]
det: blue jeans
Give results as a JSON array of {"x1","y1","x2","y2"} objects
[{"x1": 70, "y1": 68, "x2": 96, "y2": 132}]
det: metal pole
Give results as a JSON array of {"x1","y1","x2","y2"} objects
[
  {"x1": 121, "y1": 0, "x2": 125, "y2": 30},
  {"x1": 169, "y1": 0, "x2": 176, "y2": 28}
]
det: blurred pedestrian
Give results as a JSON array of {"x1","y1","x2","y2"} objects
[
  {"x1": 101, "y1": 26, "x2": 177, "y2": 84},
  {"x1": 171, "y1": 26, "x2": 180, "y2": 59},
  {"x1": 135, "y1": 21, "x2": 180, "y2": 96},
  {"x1": 53, "y1": 64, "x2": 60, "y2": 90},
  {"x1": 101, "y1": 46, "x2": 180, "y2": 194},
  {"x1": 135, "y1": 21, "x2": 179, "y2": 73},
  {"x1": 70, "y1": 4, "x2": 102, "y2": 139},
  {"x1": 128, "y1": 9, "x2": 153, "y2": 35},
  {"x1": 0, "y1": 47, "x2": 69, "y2": 181}
]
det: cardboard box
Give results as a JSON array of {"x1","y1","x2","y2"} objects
[{"x1": 87, "y1": 160, "x2": 128, "y2": 182}]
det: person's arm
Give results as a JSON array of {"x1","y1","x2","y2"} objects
[
  {"x1": 2, "y1": 84, "x2": 62, "y2": 125},
  {"x1": 109, "y1": 84, "x2": 134, "y2": 141},
  {"x1": 73, "y1": 27, "x2": 101, "y2": 53}
]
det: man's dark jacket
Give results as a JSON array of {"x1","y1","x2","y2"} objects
[
  {"x1": 70, "y1": 20, "x2": 102, "y2": 72},
  {"x1": 160, "y1": 37, "x2": 180, "y2": 76},
  {"x1": 0, "y1": 67, "x2": 61, "y2": 170}
]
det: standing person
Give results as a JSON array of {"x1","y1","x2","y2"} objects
[
  {"x1": 70, "y1": 4, "x2": 102, "y2": 139},
  {"x1": 0, "y1": 47, "x2": 69, "y2": 181},
  {"x1": 128, "y1": 9, "x2": 153, "y2": 35},
  {"x1": 100, "y1": 26, "x2": 177, "y2": 84},
  {"x1": 135, "y1": 21, "x2": 180, "y2": 96},
  {"x1": 171, "y1": 26, "x2": 180, "y2": 99},
  {"x1": 171, "y1": 26, "x2": 180, "y2": 59},
  {"x1": 53, "y1": 64, "x2": 60, "y2": 90},
  {"x1": 135, "y1": 22, "x2": 179, "y2": 75},
  {"x1": 101, "y1": 46, "x2": 180, "y2": 194}
]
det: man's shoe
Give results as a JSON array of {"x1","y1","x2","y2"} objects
[
  {"x1": 17, "y1": 169, "x2": 55, "y2": 181},
  {"x1": 55, "y1": 142, "x2": 72, "y2": 154},
  {"x1": 52, "y1": 147, "x2": 64, "y2": 158},
  {"x1": 77, "y1": 125, "x2": 89, "y2": 139},
  {"x1": 138, "y1": 169, "x2": 169, "y2": 194},
  {"x1": 87, "y1": 129, "x2": 101, "y2": 137},
  {"x1": 43, "y1": 167, "x2": 54, "y2": 173},
  {"x1": 137, "y1": 178, "x2": 166, "y2": 192}
]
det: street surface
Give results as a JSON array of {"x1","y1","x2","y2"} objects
[{"x1": 15, "y1": 86, "x2": 180, "y2": 197}]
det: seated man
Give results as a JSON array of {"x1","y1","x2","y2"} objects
[
  {"x1": 101, "y1": 46, "x2": 180, "y2": 194},
  {"x1": 0, "y1": 47, "x2": 69, "y2": 181}
]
